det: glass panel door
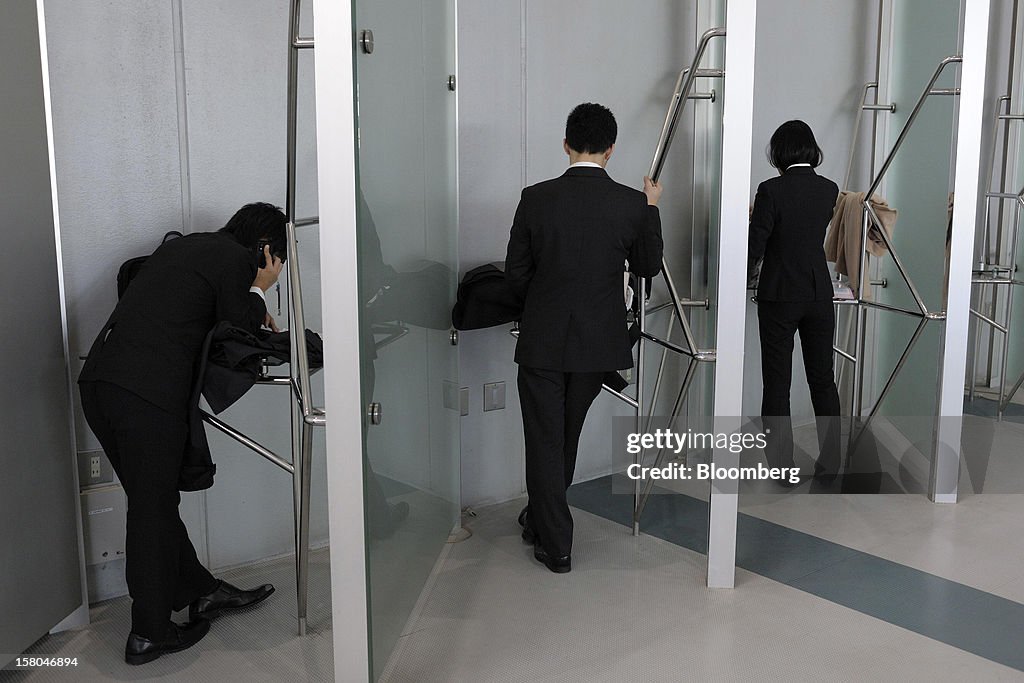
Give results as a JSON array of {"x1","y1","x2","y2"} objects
[
  {"x1": 869, "y1": 0, "x2": 962, "y2": 451},
  {"x1": 351, "y1": 0, "x2": 460, "y2": 677}
]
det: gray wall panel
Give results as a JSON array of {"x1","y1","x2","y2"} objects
[
  {"x1": 1, "y1": 0, "x2": 83, "y2": 663},
  {"x1": 458, "y1": 0, "x2": 698, "y2": 506}
]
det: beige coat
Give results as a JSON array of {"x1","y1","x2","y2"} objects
[{"x1": 824, "y1": 191, "x2": 898, "y2": 297}]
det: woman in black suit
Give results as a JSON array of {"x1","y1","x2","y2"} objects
[{"x1": 748, "y1": 120, "x2": 841, "y2": 482}]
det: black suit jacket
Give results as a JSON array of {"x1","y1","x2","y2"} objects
[
  {"x1": 505, "y1": 166, "x2": 663, "y2": 372},
  {"x1": 748, "y1": 166, "x2": 839, "y2": 302},
  {"x1": 80, "y1": 231, "x2": 267, "y2": 419}
]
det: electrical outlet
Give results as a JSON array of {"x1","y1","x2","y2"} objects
[
  {"x1": 78, "y1": 450, "x2": 114, "y2": 489},
  {"x1": 483, "y1": 382, "x2": 506, "y2": 411}
]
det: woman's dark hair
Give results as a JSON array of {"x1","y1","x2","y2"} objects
[
  {"x1": 565, "y1": 102, "x2": 617, "y2": 154},
  {"x1": 220, "y1": 202, "x2": 288, "y2": 257},
  {"x1": 767, "y1": 120, "x2": 823, "y2": 170}
]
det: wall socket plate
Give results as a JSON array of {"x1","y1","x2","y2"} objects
[
  {"x1": 78, "y1": 449, "x2": 115, "y2": 489},
  {"x1": 483, "y1": 381, "x2": 506, "y2": 411}
]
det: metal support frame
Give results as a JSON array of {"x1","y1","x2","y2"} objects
[
  {"x1": 968, "y1": 87, "x2": 1024, "y2": 417},
  {"x1": 198, "y1": 0, "x2": 324, "y2": 637},
  {"x1": 832, "y1": 56, "x2": 962, "y2": 446},
  {"x1": 630, "y1": 27, "x2": 725, "y2": 533}
]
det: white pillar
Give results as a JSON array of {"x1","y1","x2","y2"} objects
[
  {"x1": 707, "y1": 0, "x2": 757, "y2": 589},
  {"x1": 311, "y1": 2, "x2": 371, "y2": 680},
  {"x1": 932, "y1": 0, "x2": 994, "y2": 504}
]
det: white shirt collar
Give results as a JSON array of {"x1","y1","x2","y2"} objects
[
  {"x1": 569, "y1": 161, "x2": 603, "y2": 169},
  {"x1": 786, "y1": 163, "x2": 812, "y2": 170}
]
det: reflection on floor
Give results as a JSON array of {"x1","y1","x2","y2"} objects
[
  {"x1": 3, "y1": 550, "x2": 333, "y2": 683},
  {"x1": 368, "y1": 486, "x2": 457, "y2": 680}
]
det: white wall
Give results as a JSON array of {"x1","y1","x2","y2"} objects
[
  {"x1": 741, "y1": 0, "x2": 879, "y2": 420},
  {"x1": 457, "y1": 0, "x2": 700, "y2": 507},
  {"x1": 43, "y1": 0, "x2": 327, "y2": 584}
]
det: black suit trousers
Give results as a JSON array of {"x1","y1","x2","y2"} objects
[
  {"x1": 757, "y1": 300, "x2": 842, "y2": 473},
  {"x1": 517, "y1": 366, "x2": 604, "y2": 558},
  {"x1": 79, "y1": 381, "x2": 218, "y2": 639}
]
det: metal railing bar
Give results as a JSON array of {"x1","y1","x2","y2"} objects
[
  {"x1": 833, "y1": 346, "x2": 857, "y2": 364},
  {"x1": 1000, "y1": 367, "x2": 1024, "y2": 413},
  {"x1": 970, "y1": 307, "x2": 1008, "y2": 333},
  {"x1": 660, "y1": 258, "x2": 700, "y2": 356},
  {"x1": 865, "y1": 317, "x2": 928, "y2": 421},
  {"x1": 865, "y1": 55, "x2": 962, "y2": 201},
  {"x1": 202, "y1": 410, "x2": 295, "y2": 474},
  {"x1": 858, "y1": 299, "x2": 928, "y2": 319},
  {"x1": 863, "y1": 201, "x2": 929, "y2": 315},
  {"x1": 601, "y1": 384, "x2": 639, "y2": 409},
  {"x1": 634, "y1": 358, "x2": 699, "y2": 524},
  {"x1": 648, "y1": 27, "x2": 726, "y2": 182},
  {"x1": 257, "y1": 376, "x2": 294, "y2": 385},
  {"x1": 644, "y1": 310, "x2": 676, "y2": 435},
  {"x1": 640, "y1": 331, "x2": 695, "y2": 358}
]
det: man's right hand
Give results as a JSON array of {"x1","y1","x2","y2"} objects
[
  {"x1": 253, "y1": 245, "x2": 284, "y2": 291},
  {"x1": 643, "y1": 176, "x2": 663, "y2": 206}
]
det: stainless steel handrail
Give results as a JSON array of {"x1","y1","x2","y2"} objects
[
  {"x1": 202, "y1": 410, "x2": 295, "y2": 474},
  {"x1": 863, "y1": 56, "x2": 962, "y2": 205},
  {"x1": 846, "y1": 54, "x2": 962, "y2": 419},
  {"x1": 286, "y1": 220, "x2": 316, "y2": 420},
  {"x1": 843, "y1": 82, "x2": 896, "y2": 190},
  {"x1": 625, "y1": 28, "x2": 724, "y2": 533},
  {"x1": 648, "y1": 27, "x2": 726, "y2": 183}
]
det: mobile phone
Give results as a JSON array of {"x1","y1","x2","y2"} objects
[{"x1": 257, "y1": 239, "x2": 271, "y2": 268}]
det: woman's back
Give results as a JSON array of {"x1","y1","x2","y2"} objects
[{"x1": 749, "y1": 166, "x2": 839, "y2": 302}]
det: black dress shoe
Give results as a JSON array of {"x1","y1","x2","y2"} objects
[
  {"x1": 190, "y1": 580, "x2": 275, "y2": 621},
  {"x1": 125, "y1": 619, "x2": 210, "y2": 666},
  {"x1": 533, "y1": 544, "x2": 571, "y2": 574},
  {"x1": 517, "y1": 506, "x2": 536, "y2": 544}
]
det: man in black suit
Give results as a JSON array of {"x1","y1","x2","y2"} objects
[
  {"x1": 79, "y1": 203, "x2": 284, "y2": 664},
  {"x1": 506, "y1": 103, "x2": 664, "y2": 573}
]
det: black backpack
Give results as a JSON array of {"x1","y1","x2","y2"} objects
[{"x1": 116, "y1": 230, "x2": 183, "y2": 299}]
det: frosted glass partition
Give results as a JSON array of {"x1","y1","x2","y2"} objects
[
  {"x1": 352, "y1": 0, "x2": 460, "y2": 677},
  {"x1": 1000, "y1": 20, "x2": 1024, "y2": 407},
  {"x1": 869, "y1": 0, "x2": 962, "y2": 454}
]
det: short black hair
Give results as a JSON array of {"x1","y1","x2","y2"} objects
[
  {"x1": 220, "y1": 202, "x2": 288, "y2": 257},
  {"x1": 565, "y1": 102, "x2": 617, "y2": 155},
  {"x1": 768, "y1": 120, "x2": 823, "y2": 170}
]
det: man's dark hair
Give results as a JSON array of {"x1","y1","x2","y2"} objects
[
  {"x1": 220, "y1": 202, "x2": 288, "y2": 257},
  {"x1": 768, "y1": 120, "x2": 823, "y2": 170},
  {"x1": 565, "y1": 103, "x2": 617, "y2": 155}
]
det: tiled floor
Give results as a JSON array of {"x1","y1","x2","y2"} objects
[
  {"x1": 1, "y1": 552, "x2": 334, "y2": 682},
  {"x1": 6, "y1": 419, "x2": 1024, "y2": 681},
  {"x1": 380, "y1": 498, "x2": 1022, "y2": 682}
]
